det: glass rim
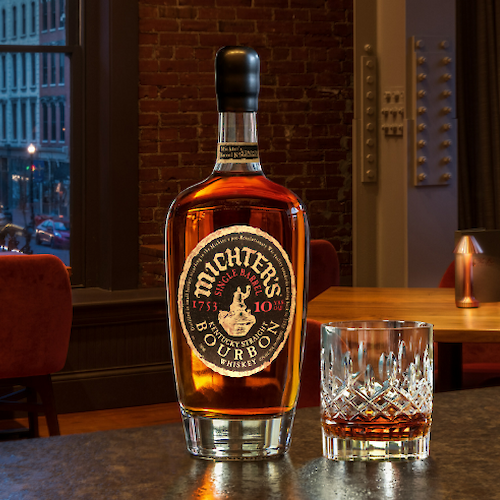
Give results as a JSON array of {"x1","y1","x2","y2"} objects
[{"x1": 321, "y1": 320, "x2": 433, "y2": 331}]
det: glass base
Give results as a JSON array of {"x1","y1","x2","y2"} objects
[
  {"x1": 181, "y1": 407, "x2": 295, "y2": 460},
  {"x1": 322, "y1": 430, "x2": 430, "y2": 461}
]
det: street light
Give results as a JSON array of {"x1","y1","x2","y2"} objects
[{"x1": 27, "y1": 143, "x2": 36, "y2": 230}]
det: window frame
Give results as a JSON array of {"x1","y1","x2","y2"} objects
[{"x1": 0, "y1": 0, "x2": 138, "y2": 290}]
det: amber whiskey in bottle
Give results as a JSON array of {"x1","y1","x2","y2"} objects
[{"x1": 165, "y1": 46, "x2": 309, "y2": 459}]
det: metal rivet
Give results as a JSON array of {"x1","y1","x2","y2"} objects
[
  {"x1": 366, "y1": 107, "x2": 374, "y2": 115},
  {"x1": 366, "y1": 169, "x2": 375, "y2": 179},
  {"x1": 366, "y1": 91, "x2": 374, "y2": 100},
  {"x1": 417, "y1": 90, "x2": 426, "y2": 99},
  {"x1": 417, "y1": 73, "x2": 427, "y2": 82},
  {"x1": 416, "y1": 39, "x2": 425, "y2": 49},
  {"x1": 366, "y1": 76, "x2": 374, "y2": 84},
  {"x1": 442, "y1": 107, "x2": 452, "y2": 115},
  {"x1": 418, "y1": 106, "x2": 427, "y2": 115},
  {"x1": 366, "y1": 60, "x2": 374, "y2": 69},
  {"x1": 366, "y1": 138, "x2": 374, "y2": 147},
  {"x1": 441, "y1": 156, "x2": 452, "y2": 164},
  {"x1": 366, "y1": 123, "x2": 374, "y2": 131},
  {"x1": 364, "y1": 44, "x2": 373, "y2": 53},
  {"x1": 440, "y1": 40, "x2": 450, "y2": 50},
  {"x1": 417, "y1": 56, "x2": 426, "y2": 65},
  {"x1": 366, "y1": 154, "x2": 375, "y2": 163},
  {"x1": 418, "y1": 123, "x2": 427, "y2": 132},
  {"x1": 442, "y1": 123, "x2": 452, "y2": 131},
  {"x1": 417, "y1": 140, "x2": 426, "y2": 149},
  {"x1": 442, "y1": 140, "x2": 452, "y2": 148},
  {"x1": 417, "y1": 156, "x2": 427, "y2": 165},
  {"x1": 442, "y1": 57, "x2": 452, "y2": 65},
  {"x1": 441, "y1": 90, "x2": 452, "y2": 98},
  {"x1": 418, "y1": 173, "x2": 427, "y2": 182},
  {"x1": 441, "y1": 172, "x2": 452, "y2": 181},
  {"x1": 442, "y1": 73, "x2": 452, "y2": 82}
]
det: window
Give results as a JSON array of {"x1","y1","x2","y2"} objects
[
  {"x1": 59, "y1": 0, "x2": 65, "y2": 28},
  {"x1": 1, "y1": 10, "x2": 5, "y2": 40},
  {"x1": 12, "y1": 101, "x2": 17, "y2": 140},
  {"x1": 59, "y1": 53, "x2": 64, "y2": 85},
  {"x1": 42, "y1": 101, "x2": 47, "y2": 141},
  {"x1": 0, "y1": 1, "x2": 138, "y2": 290},
  {"x1": 12, "y1": 54, "x2": 17, "y2": 88},
  {"x1": 1, "y1": 55, "x2": 5, "y2": 89},
  {"x1": 59, "y1": 101, "x2": 64, "y2": 141},
  {"x1": 50, "y1": 0, "x2": 56, "y2": 30},
  {"x1": 42, "y1": 0, "x2": 47, "y2": 32},
  {"x1": 21, "y1": 53, "x2": 26, "y2": 87},
  {"x1": 31, "y1": 2, "x2": 35, "y2": 34},
  {"x1": 42, "y1": 53, "x2": 47, "y2": 85},
  {"x1": 21, "y1": 4, "x2": 26, "y2": 37},
  {"x1": 21, "y1": 101, "x2": 26, "y2": 140},
  {"x1": 30, "y1": 100, "x2": 36, "y2": 140},
  {"x1": 30, "y1": 52, "x2": 35, "y2": 86},
  {"x1": 50, "y1": 52, "x2": 55, "y2": 84},
  {"x1": 50, "y1": 101, "x2": 56, "y2": 140},
  {"x1": 12, "y1": 7, "x2": 17, "y2": 38},
  {"x1": 1, "y1": 102, "x2": 5, "y2": 140}
]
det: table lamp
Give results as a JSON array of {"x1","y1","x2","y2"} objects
[{"x1": 454, "y1": 235, "x2": 483, "y2": 308}]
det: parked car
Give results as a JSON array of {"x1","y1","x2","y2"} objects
[{"x1": 35, "y1": 218, "x2": 70, "y2": 249}]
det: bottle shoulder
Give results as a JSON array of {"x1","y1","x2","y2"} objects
[{"x1": 168, "y1": 172, "x2": 306, "y2": 215}]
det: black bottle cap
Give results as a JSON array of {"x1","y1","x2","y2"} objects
[{"x1": 215, "y1": 46, "x2": 260, "y2": 113}]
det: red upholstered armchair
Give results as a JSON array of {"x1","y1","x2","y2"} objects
[
  {"x1": 308, "y1": 239, "x2": 340, "y2": 301},
  {"x1": 0, "y1": 254, "x2": 72, "y2": 437},
  {"x1": 298, "y1": 240, "x2": 340, "y2": 408}
]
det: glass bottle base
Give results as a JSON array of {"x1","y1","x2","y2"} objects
[
  {"x1": 181, "y1": 407, "x2": 296, "y2": 460},
  {"x1": 322, "y1": 430, "x2": 430, "y2": 461}
]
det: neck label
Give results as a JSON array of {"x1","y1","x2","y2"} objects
[
  {"x1": 217, "y1": 143, "x2": 260, "y2": 163},
  {"x1": 177, "y1": 225, "x2": 296, "y2": 377}
]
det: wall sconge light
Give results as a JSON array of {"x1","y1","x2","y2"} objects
[{"x1": 454, "y1": 235, "x2": 483, "y2": 308}]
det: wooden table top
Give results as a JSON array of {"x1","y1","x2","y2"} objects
[{"x1": 307, "y1": 287, "x2": 500, "y2": 343}]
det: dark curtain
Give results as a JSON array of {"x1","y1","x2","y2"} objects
[{"x1": 457, "y1": 0, "x2": 500, "y2": 229}]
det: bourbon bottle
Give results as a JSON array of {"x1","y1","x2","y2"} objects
[{"x1": 165, "y1": 46, "x2": 310, "y2": 459}]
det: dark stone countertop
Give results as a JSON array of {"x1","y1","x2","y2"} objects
[{"x1": 1, "y1": 387, "x2": 500, "y2": 499}]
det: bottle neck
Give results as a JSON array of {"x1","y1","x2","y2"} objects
[{"x1": 214, "y1": 112, "x2": 262, "y2": 173}]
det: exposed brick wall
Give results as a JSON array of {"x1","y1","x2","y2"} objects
[{"x1": 138, "y1": 0, "x2": 353, "y2": 288}]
